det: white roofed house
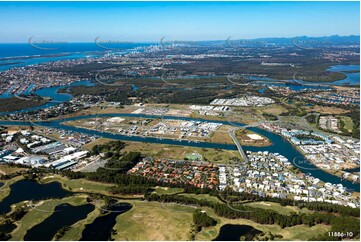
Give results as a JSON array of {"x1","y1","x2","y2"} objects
[
  {"x1": 3, "y1": 155, "x2": 18, "y2": 162},
  {"x1": 5, "y1": 136, "x2": 13, "y2": 143},
  {"x1": 20, "y1": 130, "x2": 31, "y2": 136},
  {"x1": 20, "y1": 138, "x2": 29, "y2": 144}
]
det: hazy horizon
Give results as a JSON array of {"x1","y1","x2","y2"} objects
[
  {"x1": 0, "y1": 1, "x2": 359, "y2": 43},
  {"x1": 0, "y1": 34, "x2": 359, "y2": 44}
]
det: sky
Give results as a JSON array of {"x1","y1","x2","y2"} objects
[{"x1": 0, "y1": 1, "x2": 359, "y2": 43}]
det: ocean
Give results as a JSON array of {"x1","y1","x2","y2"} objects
[
  {"x1": 0, "y1": 42, "x2": 151, "y2": 58},
  {"x1": 0, "y1": 42, "x2": 152, "y2": 71}
]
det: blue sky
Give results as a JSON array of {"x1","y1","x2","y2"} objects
[{"x1": 0, "y1": 1, "x2": 359, "y2": 42}]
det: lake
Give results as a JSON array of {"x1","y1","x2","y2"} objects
[
  {"x1": 80, "y1": 203, "x2": 132, "y2": 241},
  {"x1": 0, "y1": 223, "x2": 16, "y2": 234},
  {"x1": 0, "y1": 179, "x2": 72, "y2": 214},
  {"x1": 24, "y1": 203, "x2": 95, "y2": 241},
  {"x1": 213, "y1": 224, "x2": 262, "y2": 241}
]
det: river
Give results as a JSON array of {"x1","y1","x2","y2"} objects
[{"x1": 0, "y1": 112, "x2": 359, "y2": 191}]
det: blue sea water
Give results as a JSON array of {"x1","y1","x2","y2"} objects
[
  {"x1": 327, "y1": 65, "x2": 360, "y2": 86},
  {"x1": 0, "y1": 43, "x2": 152, "y2": 58},
  {"x1": 327, "y1": 65, "x2": 360, "y2": 72},
  {"x1": 0, "y1": 43, "x2": 152, "y2": 71}
]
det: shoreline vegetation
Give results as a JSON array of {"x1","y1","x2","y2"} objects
[{"x1": 0, "y1": 96, "x2": 48, "y2": 113}]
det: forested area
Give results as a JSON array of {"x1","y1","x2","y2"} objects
[{"x1": 193, "y1": 209, "x2": 217, "y2": 231}]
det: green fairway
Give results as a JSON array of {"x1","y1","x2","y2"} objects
[
  {"x1": 10, "y1": 195, "x2": 88, "y2": 241},
  {"x1": 280, "y1": 224, "x2": 331, "y2": 241},
  {"x1": 113, "y1": 200, "x2": 195, "y2": 241},
  {"x1": 59, "y1": 200, "x2": 104, "y2": 241},
  {"x1": 243, "y1": 201, "x2": 312, "y2": 215},
  {"x1": 41, "y1": 175, "x2": 112, "y2": 194},
  {"x1": 179, "y1": 193, "x2": 224, "y2": 204},
  {"x1": 152, "y1": 186, "x2": 184, "y2": 195}
]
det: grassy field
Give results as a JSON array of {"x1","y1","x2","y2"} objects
[
  {"x1": 153, "y1": 187, "x2": 184, "y2": 195},
  {"x1": 0, "y1": 164, "x2": 28, "y2": 176},
  {"x1": 10, "y1": 195, "x2": 88, "y2": 241},
  {"x1": 0, "y1": 175, "x2": 24, "y2": 202},
  {"x1": 113, "y1": 200, "x2": 195, "y2": 241},
  {"x1": 196, "y1": 206, "x2": 330, "y2": 241},
  {"x1": 82, "y1": 138, "x2": 113, "y2": 150},
  {"x1": 82, "y1": 136, "x2": 242, "y2": 165},
  {"x1": 339, "y1": 116, "x2": 353, "y2": 133},
  {"x1": 257, "y1": 104, "x2": 288, "y2": 116},
  {"x1": 243, "y1": 201, "x2": 312, "y2": 215},
  {"x1": 50, "y1": 105, "x2": 138, "y2": 120},
  {"x1": 179, "y1": 193, "x2": 223, "y2": 204},
  {"x1": 306, "y1": 105, "x2": 349, "y2": 115},
  {"x1": 41, "y1": 174, "x2": 112, "y2": 194},
  {"x1": 205, "y1": 125, "x2": 234, "y2": 144},
  {"x1": 112, "y1": 199, "x2": 329, "y2": 241},
  {"x1": 121, "y1": 141, "x2": 241, "y2": 164},
  {"x1": 40, "y1": 175, "x2": 143, "y2": 199}
]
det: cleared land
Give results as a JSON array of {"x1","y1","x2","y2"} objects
[
  {"x1": 0, "y1": 164, "x2": 28, "y2": 176},
  {"x1": 82, "y1": 138, "x2": 242, "y2": 164},
  {"x1": 121, "y1": 141, "x2": 241, "y2": 164},
  {"x1": 112, "y1": 200, "x2": 195, "y2": 241},
  {"x1": 235, "y1": 129, "x2": 272, "y2": 147},
  {"x1": 48, "y1": 104, "x2": 138, "y2": 120},
  {"x1": 306, "y1": 105, "x2": 349, "y2": 115},
  {"x1": 82, "y1": 138, "x2": 113, "y2": 150},
  {"x1": 205, "y1": 125, "x2": 234, "y2": 144}
]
